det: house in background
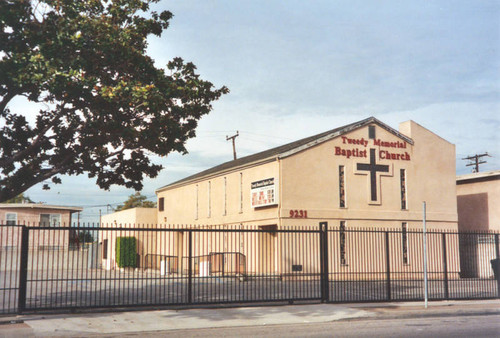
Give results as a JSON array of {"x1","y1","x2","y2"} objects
[
  {"x1": 456, "y1": 170, "x2": 500, "y2": 278},
  {"x1": 0, "y1": 203, "x2": 83, "y2": 248},
  {"x1": 456, "y1": 170, "x2": 500, "y2": 233}
]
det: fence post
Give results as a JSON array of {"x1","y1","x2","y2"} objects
[
  {"x1": 385, "y1": 231, "x2": 391, "y2": 301},
  {"x1": 495, "y1": 234, "x2": 500, "y2": 299},
  {"x1": 18, "y1": 226, "x2": 29, "y2": 313},
  {"x1": 188, "y1": 230, "x2": 193, "y2": 304},
  {"x1": 319, "y1": 222, "x2": 329, "y2": 302},
  {"x1": 441, "y1": 233, "x2": 449, "y2": 300}
]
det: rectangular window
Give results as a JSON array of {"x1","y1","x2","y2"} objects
[
  {"x1": 6, "y1": 213, "x2": 17, "y2": 225},
  {"x1": 223, "y1": 177, "x2": 227, "y2": 216},
  {"x1": 103, "y1": 239, "x2": 108, "y2": 259},
  {"x1": 239, "y1": 173, "x2": 243, "y2": 213},
  {"x1": 402, "y1": 222, "x2": 409, "y2": 264},
  {"x1": 369, "y1": 125, "x2": 376, "y2": 139},
  {"x1": 158, "y1": 197, "x2": 164, "y2": 212},
  {"x1": 400, "y1": 169, "x2": 407, "y2": 210},
  {"x1": 208, "y1": 181, "x2": 211, "y2": 218},
  {"x1": 340, "y1": 221, "x2": 346, "y2": 265},
  {"x1": 40, "y1": 214, "x2": 61, "y2": 227},
  {"x1": 339, "y1": 165, "x2": 345, "y2": 208},
  {"x1": 195, "y1": 184, "x2": 199, "y2": 220}
]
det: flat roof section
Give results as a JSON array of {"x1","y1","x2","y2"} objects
[
  {"x1": 0, "y1": 203, "x2": 83, "y2": 213},
  {"x1": 456, "y1": 170, "x2": 500, "y2": 185}
]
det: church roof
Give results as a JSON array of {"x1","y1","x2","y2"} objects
[{"x1": 157, "y1": 116, "x2": 413, "y2": 192}]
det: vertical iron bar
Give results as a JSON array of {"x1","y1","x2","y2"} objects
[
  {"x1": 323, "y1": 222, "x2": 329, "y2": 302},
  {"x1": 319, "y1": 222, "x2": 329, "y2": 302},
  {"x1": 319, "y1": 223, "x2": 324, "y2": 302},
  {"x1": 385, "y1": 231, "x2": 391, "y2": 301},
  {"x1": 423, "y1": 202, "x2": 428, "y2": 308},
  {"x1": 495, "y1": 234, "x2": 500, "y2": 298},
  {"x1": 442, "y1": 233, "x2": 449, "y2": 300},
  {"x1": 188, "y1": 230, "x2": 193, "y2": 304},
  {"x1": 18, "y1": 226, "x2": 29, "y2": 313}
]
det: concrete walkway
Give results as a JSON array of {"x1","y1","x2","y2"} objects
[{"x1": 1, "y1": 300, "x2": 499, "y2": 337}]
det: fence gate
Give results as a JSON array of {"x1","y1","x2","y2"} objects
[
  {"x1": 0, "y1": 226, "x2": 22, "y2": 314},
  {"x1": 325, "y1": 226, "x2": 500, "y2": 303},
  {"x1": 0, "y1": 223, "x2": 498, "y2": 314}
]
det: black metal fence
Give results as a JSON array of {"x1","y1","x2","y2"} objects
[{"x1": 0, "y1": 223, "x2": 498, "y2": 314}]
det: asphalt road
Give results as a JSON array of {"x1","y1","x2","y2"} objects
[{"x1": 124, "y1": 314, "x2": 500, "y2": 338}]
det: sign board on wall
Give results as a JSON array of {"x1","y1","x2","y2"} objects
[{"x1": 251, "y1": 178, "x2": 278, "y2": 208}]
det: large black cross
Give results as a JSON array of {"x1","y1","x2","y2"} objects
[{"x1": 357, "y1": 148, "x2": 389, "y2": 201}]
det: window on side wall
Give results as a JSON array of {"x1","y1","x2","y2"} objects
[
  {"x1": 6, "y1": 213, "x2": 17, "y2": 225},
  {"x1": 158, "y1": 197, "x2": 165, "y2": 212},
  {"x1": 40, "y1": 214, "x2": 61, "y2": 227}
]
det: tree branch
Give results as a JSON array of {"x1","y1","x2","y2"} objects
[{"x1": 0, "y1": 91, "x2": 17, "y2": 114}]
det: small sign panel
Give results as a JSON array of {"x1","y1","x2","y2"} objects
[{"x1": 251, "y1": 178, "x2": 278, "y2": 208}]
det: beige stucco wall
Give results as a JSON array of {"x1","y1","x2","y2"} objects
[
  {"x1": 157, "y1": 160, "x2": 280, "y2": 227},
  {"x1": 399, "y1": 120, "x2": 457, "y2": 229},
  {"x1": 100, "y1": 207, "x2": 158, "y2": 270},
  {"x1": 280, "y1": 121, "x2": 457, "y2": 230},
  {"x1": 456, "y1": 175, "x2": 500, "y2": 232}
]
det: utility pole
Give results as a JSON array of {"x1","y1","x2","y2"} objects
[
  {"x1": 226, "y1": 131, "x2": 239, "y2": 160},
  {"x1": 462, "y1": 153, "x2": 490, "y2": 172}
]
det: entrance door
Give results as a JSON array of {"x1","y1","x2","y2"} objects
[{"x1": 258, "y1": 225, "x2": 277, "y2": 275}]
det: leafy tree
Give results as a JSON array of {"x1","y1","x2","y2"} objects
[
  {"x1": 0, "y1": 0, "x2": 228, "y2": 202},
  {"x1": 5, "y1": 193, "x2": 35, "y2": 203},
  {"x1": 115, "y1": 192, "x2": 156, "y2": 211},
  {"x1": 78, "y1": 230, "x2": 94, "y2": 243}
]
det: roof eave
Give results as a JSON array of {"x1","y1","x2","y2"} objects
[{"x1": 156, "y1": 156, "x2": 278, "y2": 193}]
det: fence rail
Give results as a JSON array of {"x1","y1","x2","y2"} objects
[{"x1": 0, "y1": 223, "x2": 499, "y2": 314}]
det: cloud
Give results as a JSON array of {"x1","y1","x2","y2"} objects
[{"x1": 10, "y1": 0, "x2": 500, "y2": 222}]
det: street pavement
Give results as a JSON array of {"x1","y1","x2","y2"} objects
[{"x1": 0, "y1": 299, "x2": 498, "y2": 337}]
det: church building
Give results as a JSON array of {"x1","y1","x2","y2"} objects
[{"x1": 156, "y1": 117, "x2": 458, "y2": 232}]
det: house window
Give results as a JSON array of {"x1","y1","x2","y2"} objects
[
  {"x1": 400, "y1": 169, "x2": 407, "y2": 210},
  {"x1": 158, "y1": 197, "x2": 164, "y2": 212},
  {"x1": 402, "y1": 222, "x2": 409, "y2": 264},
  {"x1": 40, "y1": 214, "x2": 61, "y2": 227},
  {"x1": 103, "y1": 239, "x2": 108, "y2": 259},
  {"x1": 6, "y1": 213, "x2": 17, "y2": 226},
  {"x1": 340, "y1": 221, "x2": 346, "y2": 265},
  {"x1": 339, "y1": 165, "x2": 346, "y2": 208}
]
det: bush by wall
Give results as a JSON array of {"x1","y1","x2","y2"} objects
[{"x1": 116, "y1": 237, "x2": 137, "y2": 268}]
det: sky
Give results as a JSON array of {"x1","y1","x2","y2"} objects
[{"x1": 15, "y1": 0, "x2": 500, "y2": 223}]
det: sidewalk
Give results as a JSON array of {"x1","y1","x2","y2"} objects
[{"x1": 1, "y1": 300, "x2": 499, "y2": 337}]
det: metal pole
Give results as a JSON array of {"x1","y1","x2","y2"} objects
[
  {"x1": 423, "y1": 201, "x2": 428, "y2": 309},
  {"x1": 18, "y1": 226, "x2": 29, "y2": 313}
]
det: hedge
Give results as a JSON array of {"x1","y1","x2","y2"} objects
[{"x1": 116, "y1": 237, "x2": 137, "y2": 268}]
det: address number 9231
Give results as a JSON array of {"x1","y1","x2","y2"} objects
[{"x1": 289, "y1": 210, "x2": 308, "y2": 218}]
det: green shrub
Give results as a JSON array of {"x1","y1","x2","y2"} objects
[{"x1": 116, "y1": 237, "x2": 137, "y2": 268}]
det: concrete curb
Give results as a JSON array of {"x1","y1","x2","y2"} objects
[{"x1": 350, "y1": 308, "x2": 500, "y2": 321}]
